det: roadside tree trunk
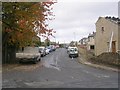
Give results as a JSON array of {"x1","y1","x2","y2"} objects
[{"x1": 2, "y1": 44, "x2": 16, "y2": 64}]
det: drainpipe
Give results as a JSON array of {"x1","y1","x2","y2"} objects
[{"x1": 108, "y1": 31, "x2": 114, "y2": 52}]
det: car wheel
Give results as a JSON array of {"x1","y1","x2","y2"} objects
[
  {"x1": 39, "y1": 58, "x2": 41, "y2": 61},
  {"x1": 33, "y1": 60, "x2": 37, "y2": 64},
  {"x1": 77, "y1": 54, "x2": 79, "y2": 57},
  {"x1": 19, "y1": 61, "x2": 23, "y2": 64}
]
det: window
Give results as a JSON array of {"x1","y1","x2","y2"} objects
[
  {"x1": 101, "y1": 27, "x2": 104, "y2": 33},
  {"x1": 90, "y1": 45, "x2": 94, "y2": 50}
]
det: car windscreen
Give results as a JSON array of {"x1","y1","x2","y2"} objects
[
  {"x1": 70, "y1": 48, "x2": 78, "y2": 52},
  {"x1": 39, "y1": 48, "x2": 44, "y2": 51},
  {"x1": 70, "y1": 49, "x2": 75, "y2": 52},
  {"x1": 24, "y1": 47, "x2": 39, "y2": 53}
]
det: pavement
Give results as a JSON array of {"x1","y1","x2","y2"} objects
[{"x1": 78, "y1": 54, "x2": 119, "y2": 72}]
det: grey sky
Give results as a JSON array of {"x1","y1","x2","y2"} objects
[{"x1": 45, "y1": 0, "x2": 119, "y2": 43}]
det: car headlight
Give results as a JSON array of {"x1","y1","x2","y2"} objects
[{"x1": 75, "y1": 51, "x2": 78, "y2": 54}]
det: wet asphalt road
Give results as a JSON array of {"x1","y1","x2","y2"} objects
[{"x1": 2, "y1": 48, "x2": 118, "y2": 88}]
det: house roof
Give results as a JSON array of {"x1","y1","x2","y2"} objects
[
  {"x1": 81, "y1": 37, "x2": 87, "y2": 40},
  {"x1": 96, "y1": 16, "x2": 120, "y2": 25},
  {"x1": 105, "y1": 16, "x2": 120, "y2": 25},
  {"x1": 88, "y1": 32, "x2": 96, "y2": 38},
  {"x1": 79, "y1": 37, "x2": 87, "y2": 41}
]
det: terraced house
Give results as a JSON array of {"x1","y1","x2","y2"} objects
[
  {"x1": 95, "y1": 16, "x2": 120, "y2": 56},
  {"x1": 87, "y1": 32, "x2": 95, "y2": 52}
]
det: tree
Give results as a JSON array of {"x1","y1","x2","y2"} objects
[
  {"x1": 2, "y1": 2, "x2": 55, "y2": 64},
  {"x1": 45, "y1": 38, "x2": 50, "y2": 46}
]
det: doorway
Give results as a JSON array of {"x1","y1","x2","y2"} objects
[{"x1": 112, "y1": 41, "x2": 116, "y2": 53}]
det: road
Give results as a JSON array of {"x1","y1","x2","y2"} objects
[{"x1": 2, "y1": 48, "x2": 118, "y2": 88}]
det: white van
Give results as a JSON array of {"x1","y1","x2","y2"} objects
[{"x1": 68, "y1": 47, "x2": 79, "y2": 58}]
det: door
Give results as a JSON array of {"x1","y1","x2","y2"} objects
[{"x1": 112, "y1": 41, "x2": 116, "y2": 53}]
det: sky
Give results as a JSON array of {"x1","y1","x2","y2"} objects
[{"x1": 42, "y1": 0, "x2": 119, "y2": 44}]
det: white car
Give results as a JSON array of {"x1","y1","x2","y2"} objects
[
  {"x1": 45, "y1": 47, "x2": 50, "y2": 54},
  {"x1": 39, "y1": 46, "x2": 46, "y2": 57}
]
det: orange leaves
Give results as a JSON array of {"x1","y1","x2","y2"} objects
[
  {"x1": 5, "y1": 28, "x2": 12, "y2": 33},
  {"x1": 18, "y1": 19, "x2": 26, "y2": 29},
  {"x1": 3, "y1": 2, "x2": 56, "y2": 47},
  {"x1": 42, "y1": 2, "x2": 55, "y2": 7},
  {"x1": 40, "y1": 29, "x2": 46, "y2": 34},
  {"x1": 32, "y1": 2, "x2": 55, "y2": 36}
]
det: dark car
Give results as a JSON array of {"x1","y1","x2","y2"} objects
[{"x1": 16, "y1": 47, "x2": 41, "y2": 64}]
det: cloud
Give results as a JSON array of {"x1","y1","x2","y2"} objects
[{"x1": 49, "y1": 1, "x2": 118, "y2": 43}]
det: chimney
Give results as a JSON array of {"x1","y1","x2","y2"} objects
[{"x1": 108, "y1": 16, "x2": 111, "y2": 19}]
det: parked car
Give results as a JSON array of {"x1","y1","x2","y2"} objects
[
  {"x1": 51, "y1": 45, "x2": 56, "y2": 51},
  {"x1": 47, "y1": 46, "x2": 52, "y2": 52},
  {"x1": 68, "y1": 47, "x2": 79, "y2": 58},
  {"x1": 56, "y1": 45, "x2": 60, "y2": 48},
  {"x1": 49, "y1": 45, "x2": 56, "y2": 52},
  {"x1": 45, "y1": 47, "x2": 50, "y2": 54},
  {"x1": 16, "y1": 47, "x2": 41, "y2": 64},
  {"x1": 65, "y1": 45, "x2": 69, "y2": 49},
  {"x1": 39, "y1": 46, "x2": 46, "y2": 57}
]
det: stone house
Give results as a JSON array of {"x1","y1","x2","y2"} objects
[
  {"x1": 87, "y1": 32, "x2": 95, "y2": 52},
  {"x1": 95, "y1": 16, "x2": 120, "y2": 56},
  {"x1": 79, "y1": 37, "x2": 88, "y2": 46}
]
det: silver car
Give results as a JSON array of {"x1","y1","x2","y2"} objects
[{"x1": 16, "y1": 47, "x2": 41, "y2": 64}]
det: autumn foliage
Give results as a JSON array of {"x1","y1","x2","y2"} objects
[{"x1": 2, "y1": 2, "x2": 55, "y2": 47}]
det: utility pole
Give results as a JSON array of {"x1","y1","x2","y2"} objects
[
  {"x1": 73, "y1": 32, "x2": 76, "y2": 41},
  {"x1": 73, "y1": 32, "x2": 77, "y2": 46}
]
